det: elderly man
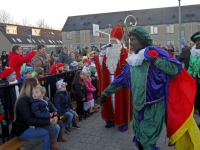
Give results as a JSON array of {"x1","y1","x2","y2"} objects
[
  {"x1": 99, "y1": 23, "x2": 133, "y2": 132},
  {"x1": 33, "y1": 45, "x2": 54, "y2": 74},
  {"x1": 57, "y1": 46, "x2": 73, "y2": 65},
  {"x1": 101, "y1": 27, "x2": 200, "y2": 149},
  {"x1": 9, "y1": 45, "x2": 36, "y2": 78}
]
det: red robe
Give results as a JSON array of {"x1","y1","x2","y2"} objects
[{"x1": 100, "y1": 48, "x2": 133, "y2": 126}]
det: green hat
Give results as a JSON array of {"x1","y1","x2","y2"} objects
[
  {"x1": 130, "y1": 27, "x2": 153, "y2": 46},
  {"x1": 191, "y1": 31, "x2": 200, "y2": 43}
]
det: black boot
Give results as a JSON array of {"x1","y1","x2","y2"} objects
[{"x1": 87, "y1": 109, "x2": 93, "y2": 115}]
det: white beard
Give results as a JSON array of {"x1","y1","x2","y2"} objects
[{"x1": 106, "y1": 42, "x2": 122, "y2": 74}]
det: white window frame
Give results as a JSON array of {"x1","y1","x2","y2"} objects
[
  {"x1": 66, "y1": 32, "x2": 72, "y2": 40},
  {"x1": 153, "y1": 39, "x2": 159, "y2": 46},
  {"x1": 166, "y1": 24, "x2": 174, "y2": 33},
  {"x1": 166, "y1": 39, "x2": 174, "y2": 46},
  {"x1": 150, "y1": 26, "x2": 158, "y2": 34}
]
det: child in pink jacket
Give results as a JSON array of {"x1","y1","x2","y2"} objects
[{"x1": 82, "y1": 66, "x2": 96, "y2": 115}]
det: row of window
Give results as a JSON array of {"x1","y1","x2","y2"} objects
[
  {"x1": 66, "y1": 24, "x2": 188, "y2": 40},
  {"x1": 68, "y1": 43, "x2": 107, "y2": 50},
  {"x1": 11, "y1": 37, "x2": 62, "y2": 44}
]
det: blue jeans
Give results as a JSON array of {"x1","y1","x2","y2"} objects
[
  {"x1": 18, "y1": 127, "x2": 50, "y2": 150},
  {"x1": 64, "y1": 109, "x2": 77, "y2": 126},
  {"x1": 43, "y1": 124, "x2": 60, "y2": 140}
]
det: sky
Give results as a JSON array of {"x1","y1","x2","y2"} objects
[{"x1": 0, "y1": 0, "x2": 198, "y2": 30}]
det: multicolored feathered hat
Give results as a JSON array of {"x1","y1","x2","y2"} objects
[
  {"x1": 70, "y1": 61, "x2": 78, "y2": 67},
  {"x1": 20, "y1": 63, "x2": 34, "y2": 75},
  {"x1": 87, "y1": 51, "x2": 95, "y2": 57},
  {"x1": 56, "y1": 63, "x2": 64, "y2": 68},
  {"x1": 2, "y1": 67, "x2": 15, "y2": 80},
  {"x1": 49, "y1": 63, "x2": 64, "y2": 75},
  {"x1": 50, "y1": 64, "x2": 57, "y2": 75}
]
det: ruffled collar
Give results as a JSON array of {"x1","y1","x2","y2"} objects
[
  {"x1": 191, "y1": 47, "x2": 200, "y2": 57},
  {"x1": 126, "y1": 48, "x2": 145, "y2": 66}
]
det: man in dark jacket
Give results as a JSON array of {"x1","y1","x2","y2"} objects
[
  {"x1": 178, "y1": 44, "x2": 192, "y2": 70},
  {"x1": 54, "y1": 79, "x2": 80, "y2": 134},
  {"x1": 57, "y1": 46, "x2": 73, "y2": 65}
]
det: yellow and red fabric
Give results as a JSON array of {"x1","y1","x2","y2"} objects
[{"x1": 167, "y1": 69, "x2": 200, "y2": 149}]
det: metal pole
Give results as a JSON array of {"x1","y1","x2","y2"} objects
[
  {"x1": 30, "y1": 35, "x2": 32, "y2": 51},
  {"x1": 178, "y1": 0, "x2": 182, "y2": 54}
]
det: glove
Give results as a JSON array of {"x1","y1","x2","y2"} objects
[
  {"x1": 147, "y1": 50, "x2": 159, "y2": 59},
  {"x1": 100, "y1": 95, "x2": 107, "y2": 105}
]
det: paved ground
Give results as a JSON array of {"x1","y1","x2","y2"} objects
[{"x1": 19, "y1": 108, "x2": 187, "y2": 150}]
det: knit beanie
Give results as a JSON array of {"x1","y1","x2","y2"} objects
[
  {"x1": 129, "y1": 27, "x2": 153, "y2": 46},
  {"x1": 2, "y1": 67, "x2": 15, "y2": 80},
  {"x1": 56, "y1": 79, "x2": 67, "y2": 89}
]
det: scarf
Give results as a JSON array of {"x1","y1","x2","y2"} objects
[{"x1": 9, "y1": 79, "x2": 19, "y2": 98}]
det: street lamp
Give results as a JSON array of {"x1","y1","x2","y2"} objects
[{"x1": 178, "y1": 0, "x2": 182, "y2": 54}]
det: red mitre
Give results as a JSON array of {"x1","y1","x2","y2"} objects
[{"x1": 110, "y1": 24, "x2": 124, "y2": 41}]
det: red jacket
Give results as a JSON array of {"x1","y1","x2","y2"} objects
[{"x1": 9, "y1": 51, "x2": 36, "y2": 78}]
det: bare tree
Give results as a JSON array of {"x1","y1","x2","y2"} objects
[
  {"x1": 22, "y1": 18, "x2": 29, "y2": 26},
  {"x1": 36, "y1": 18, "x2": 54, "y2": 29},
  {"x1": 0, "y1": 9, "x2": 14, "y2": 23}
]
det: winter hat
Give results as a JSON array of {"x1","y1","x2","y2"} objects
[
  {"x1": 50, "y1": 64, "x2": 58, "y2": 75},
  {"x1": 70, "y1": 61, "x2": 78, "y2": 67},
  {"x1": 82, "y1": 66, "x2": 90, "y2": 74},
  {"x1": 20, "y1": 63, "x2": 34, "y2": 75},
  {"x1": 2, "y1": 67, "x2": 15, "y2": 80},
  {"x1": 89, "y1": 62, "x2": 96, "y2": 74},
  {"x1": 82, "y1": 56, "x2": 88, "y2": 61},
  {"x1": 56, "y1": 79, "x2": 67, "y2": 89},
  {"x1": 57, "y1": 63, "x2": 64, "y2": 69},
  {"x1": 87, "y1": 51, "x2": 95, "y2": 57},
  {"x1": 49, "y1": 63, "x2": 64, "y2": 75},
  {"x1": 130, "y1": 27, "x2": 153, "y2": 46},
  {"x1": 83, "y1": 59, "x2": 89, "y2": 64},
  {"x1": 191, "y1": 31, "x2": 200, "y2": 43}
]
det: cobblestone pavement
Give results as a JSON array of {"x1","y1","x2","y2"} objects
[{"x1": 19, "y1": 108, "x2": 194, "y2": 150}]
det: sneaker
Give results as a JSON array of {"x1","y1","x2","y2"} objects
[
  {"x1": 65, "y1": 126, "x2": 71, "y2": 134},
  {"x1": 72, "y1": 123, "x2": 81, "y2": 129}
]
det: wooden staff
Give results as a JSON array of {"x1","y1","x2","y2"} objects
[{"x1": 124, "y1": 15, "x2": 137, "y2": 134}]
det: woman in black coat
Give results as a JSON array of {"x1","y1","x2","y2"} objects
[
  {"x1": 14, "y1": 77, "x2": 59, "y2": 150},
  {"x1": 1, "y1": 51, "x2": 8, "y2": 70}
]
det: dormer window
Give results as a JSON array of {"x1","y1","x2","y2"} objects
[
  {"x1": 32, "y1": 29, "x2": 41, "y2": 36},
  {"x1": 6, "y1": 25, "x2": 17, "y2": 34}
]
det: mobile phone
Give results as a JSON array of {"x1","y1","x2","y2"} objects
[{"x1": 51, "y1": 51, "x2": 54, "y2": 56}]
